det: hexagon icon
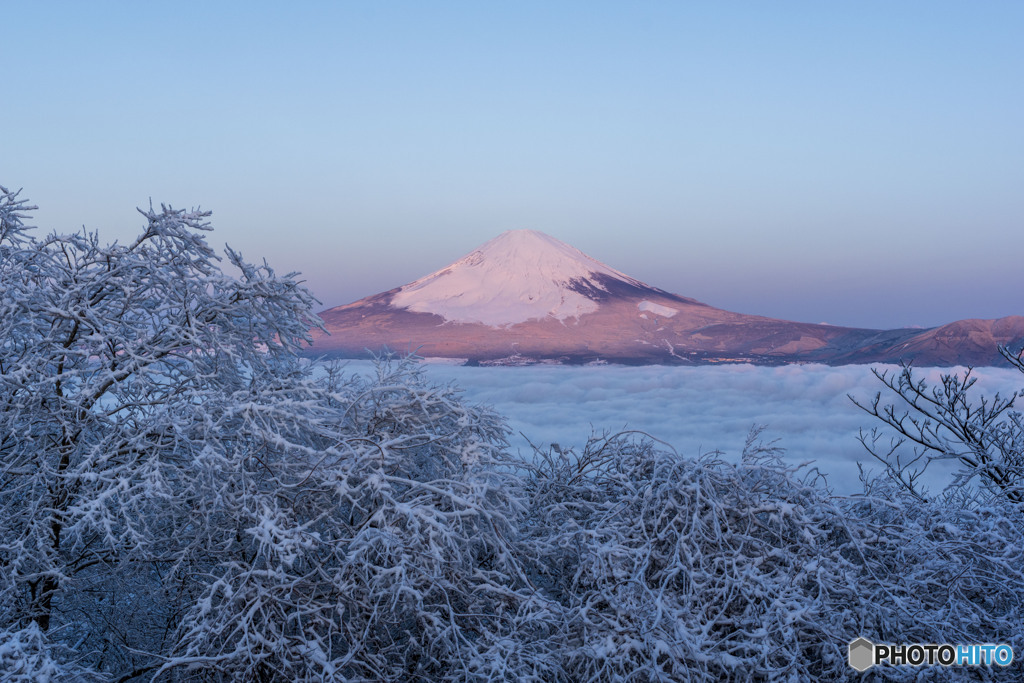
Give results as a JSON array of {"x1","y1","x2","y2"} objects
[{"x1": 849, "y1": 638, "x2": 874, "y2": 672}]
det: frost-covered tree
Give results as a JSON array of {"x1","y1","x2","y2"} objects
[
  {"x1": 159, "y1": 358, "x2": 549, "y2": 681},
  {"x1": 0, "y1": 188, "x2": 541, "y2": 680},
  {"x1": 517, "y1": 431, "x2": 852, "y2": 681},
  {"x1": 843, "y1": 350, "x2": 1024, "y2": 679},
  {"x1": 0, "y1": 184, "x2": 327, "y2": 674},
  {"x1": 518, "y1": 428, "x2": 1024, "y2": 682},
  {"x1": 853, "y1": 348, "x2": 1024, "y2": 508}
]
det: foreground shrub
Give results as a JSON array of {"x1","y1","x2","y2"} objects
[{"x1": 519, "y1": 429, "x2": 1024, "y2": 682}]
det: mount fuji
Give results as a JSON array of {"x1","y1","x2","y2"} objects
[{"x1": 309, "y1": 230, "x2": 1024, "y2": 366}]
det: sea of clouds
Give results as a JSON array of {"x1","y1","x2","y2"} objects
[{"x1": 335, "y1": 360, "x2": 1024, "y2": 496}]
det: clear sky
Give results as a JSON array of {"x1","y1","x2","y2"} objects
[{"x1": 5, "y1": 1, "x2": 1022, "y2": 329}]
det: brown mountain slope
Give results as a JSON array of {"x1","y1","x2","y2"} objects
[{"x1": 311, "y1": 286, "x2": 872, "y2": 365}]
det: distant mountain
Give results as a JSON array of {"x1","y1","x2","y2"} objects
[
  {"x1": 823, "y1": 316, "x2": 1024, "y2": 366},
  {"x1": 308, "y1": 230, "x2": 1024, "y2": 366}
]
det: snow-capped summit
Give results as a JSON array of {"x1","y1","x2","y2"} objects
[{"x1": 390, "y1": 230, "x2": 648, "y2": 326}]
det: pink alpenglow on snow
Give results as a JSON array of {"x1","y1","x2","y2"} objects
[{"x1": 391, "y1": 230, "x2": 648, "y2": 327}]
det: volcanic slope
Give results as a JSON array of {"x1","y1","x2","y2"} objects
[{"x1": 310, "y1": 230, "x2": 1023, "y2": 366}]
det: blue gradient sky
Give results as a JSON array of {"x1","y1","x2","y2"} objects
[{"x1": 6, "y1": 2, "x2": 1022, "y2": 329}]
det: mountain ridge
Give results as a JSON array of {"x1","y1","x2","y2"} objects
[{"x1": 308, "y1": 231, "x2": 1024, "y2": 367}]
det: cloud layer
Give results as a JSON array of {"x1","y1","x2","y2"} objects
[{"x1": 338, "y1": 360, "x2": 1024, "y2": 495}]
